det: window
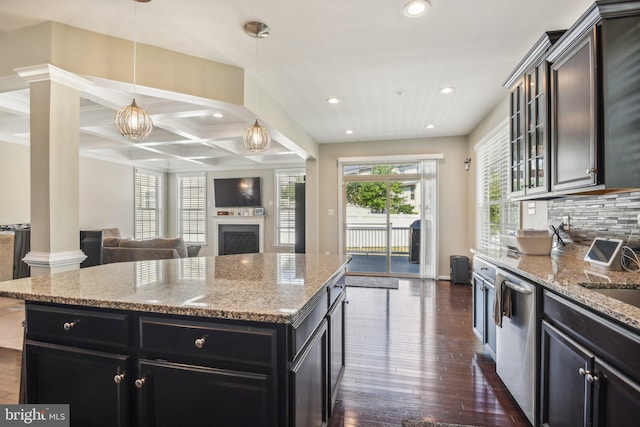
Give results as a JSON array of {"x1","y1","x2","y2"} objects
[
  {"x1": 476, "y1": 123, "x2": 519, "y2": 251},
  {"x1": 275, "y1": 169, "x2": 305, "y2": 246},
  {"x1": 177, "y1": 173, "x2": 206, "y2": 244},
  {"x1": 135, "y1": 169, "x2": 162, "y2": 239}
]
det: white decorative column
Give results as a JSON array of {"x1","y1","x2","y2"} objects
[{"x1": 16, "y1": 65, "x2": 93, "y2": 276}]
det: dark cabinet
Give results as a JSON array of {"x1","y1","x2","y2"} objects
[
  {"x1": 471, "y1": 257, "x2": 496, "y2": 360},
  {"x1": 546, "y1": 3, "x2": 640, "y2": 194},
  {"x1": 290, "y1": 319, "x2": 328, "y2": 427},
  {"x1": 136, "y1": 359, "x2": 273, "y2": 427},
  {"x1": 25, "y1": 341, "x2": 129, "y2": 427},
  {"x1": 541, "y1": 291, "x2": 640, "y2": 427},
  {"x1": 550, "y1": 30, "x2": 598, "y2": 192},
  {"x1": 540, "y1": 321, "x2": 592, "y2": 427},
  {"x1": 328, "y1": 291, "x2": 346, "y2": 416},
  {"x1": 505, "y1": 31, "x2": 564, "y2": 199}
]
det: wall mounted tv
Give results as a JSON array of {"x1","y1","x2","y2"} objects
[{"x1": 214, "y1": 177, "x2": 262, "y2": 207}]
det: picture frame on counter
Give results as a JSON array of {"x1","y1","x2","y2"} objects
[{"x1": 254, "y1": 207, "x2": 264, "y2": 216}]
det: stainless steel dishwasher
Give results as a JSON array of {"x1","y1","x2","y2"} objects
[{"x1": 495, "y1": 268, "x2": 539, "y2": 427}]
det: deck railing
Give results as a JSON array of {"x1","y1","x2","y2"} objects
[{"x1": 346, "y1": 224, "x2": 412, "y2": 255}]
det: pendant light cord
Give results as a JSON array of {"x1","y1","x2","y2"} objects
[
  {"x1": 132, "y1": 0, "x2": 138, "y2": 99},
  {"x1": 254, "y1": 32, "x2": 259, "y2": 120}
]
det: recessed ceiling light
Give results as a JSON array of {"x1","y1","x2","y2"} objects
[
  {"x1": 213, "y1": 113, "x2": 224, "y2": 118},
  {"x1": 439, "y1": 87, "x2": 455, "y2": 94},
  {"x1": 326, "y1": 97, "x2": 342, "y2": 104},
  {"x1": 345, "y1": 129, "x2": 353, "y2": 135},
  {"x1": 426, "y1": 124, "x2": 435, "y2": 129},
  {"x1": 403, "y1": 0, "x2": 431, "y2": 18}
]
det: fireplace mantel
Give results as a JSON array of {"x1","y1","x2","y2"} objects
[{"x1": 212, "y1": 216, "x2": 264, "y2": 256}]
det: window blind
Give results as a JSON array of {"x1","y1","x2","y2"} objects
[
  {"x1": 177, "y1": 174, "x2": 206, "y2": 244},
  {"x1": 476, "y1": 125, "x2": 519, "y2": 251},
  {"x1": 275, "y1": 169, "x2": 305, "y2": 246},
  {"x1": 135, "y1": 170, "x2": 161, "y2": 240}
]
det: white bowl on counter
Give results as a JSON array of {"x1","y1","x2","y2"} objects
[{"x1": 501, "y1": 231, "x2": 553, "y2": 255}]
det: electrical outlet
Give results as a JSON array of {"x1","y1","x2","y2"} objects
[{"x1": 562, "y1": 216, "x2": 570, "y2": 228}]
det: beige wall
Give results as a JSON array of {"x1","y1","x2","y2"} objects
[
  {"x1": 467, "y1": 94, "x2": 510, "y2": 253},
  {"x1": 0, "y1": 140, "x2": 136, "y2": 237},
  {"x1": 0, "y1": 142, "x2": 30, "y2": 224},
  {"x1": 317, "y1": 137, "x2": 469, "y2": 279},
  {"x1": 79, "y1": 157, "x2": 135, "y2": 238}
]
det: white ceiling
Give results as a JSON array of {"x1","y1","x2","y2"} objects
[{"x1": 0, "y1": 0, "x2": 594, "y2": 172}]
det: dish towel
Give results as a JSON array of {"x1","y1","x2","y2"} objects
[{"x1": 493, "y1": 274, "x2": 513, "y2": 327}]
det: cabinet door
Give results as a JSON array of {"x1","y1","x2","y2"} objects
[
  {"x1": 26, "y1": 342, "x2": 129, "y2": 427},
  {"x1": 525, "y1": 61, "x2": 550, "y2": 195},
  {"x1": 472, "y1": 274, "x2": 485, "y2": 342},
  {"x1": 592, "y1": 359, "x2": 640, "y2": 427},
  {"x1": 328, "y1": 293, "x2": 346, "y2": 416},
  {"x1": 540, "y1": 321, "x2": 593, "y2": 427},
  {"x1": 136, "y1": 359, "x2": 275, "y2": 427},
  {"x1": 510, "y1": 78, "x2": 527, "y2": 196},
  {"x1": 484, "y1": 282, "x2": 496, "y2": 360},
  {"x1": 550, "y1": 30, "x2": 598, "y2": 192},
  {"x1": 290, "y1": 319, "x2": 328, "y2": 427}
]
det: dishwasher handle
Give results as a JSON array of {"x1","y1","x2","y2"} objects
[{"x1": 503, "y1": 279, "x2": 533, "y2": 295}]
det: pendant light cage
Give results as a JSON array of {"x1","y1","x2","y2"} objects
[
  {"x1": 243, "y1": 119, "x2": 272, "y2": 152},
  {"x1": 115, "y1": 0, "x2": 153, "y2": 140},
  {"x1": 242, "y1": 21, "x2": 271, "y2": 153}
]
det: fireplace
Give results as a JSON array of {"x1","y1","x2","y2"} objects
[
  {"x1": 212, "y1": 216, "x2": 264, "y2": 256},
  {"x1": 219, "y1": 224, "x2": 259, "y2": 255}
]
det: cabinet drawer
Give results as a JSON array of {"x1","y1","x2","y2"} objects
[
  {"x1": 139, "y1": 317, "x2": 277, "y2": 368},
  {"x1": 328, "y1": 274, "x2": 346, "y2": 308},
  {"x1": 26, "y1": 302, "x2": 130, "y2": 350},
  {"x1": 473, "y1": 257, "x2": 496, "y2": 282},
  {"x1": 289, "y1": 293, "x2": 328, "y2": 361}
]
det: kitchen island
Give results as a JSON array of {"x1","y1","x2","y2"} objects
[{"x1": 0, "y1": 253, "x2": 350, "y2": 427}]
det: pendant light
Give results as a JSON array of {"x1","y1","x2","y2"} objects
[
  {"x1": 243, "y1": 21, "x2": 271, "y2": 153},
  {"x1": 115, "y1": 0, "x2": 153, "y2": 140}
]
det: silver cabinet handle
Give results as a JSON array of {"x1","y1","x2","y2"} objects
[
  {"x1": 586, "y1": 168, "x2": 596, "y2": 175},
  {"x1": 503, "y1": 280, "x2": 533, "y2": 295},
  {"x1": 135, "y1": 378, "x2": 146, "y2": 389},
  {"x1": 194, "y1": 337, "x2": 207, "y2": 349},
  {"x1": 113, "y1": 373, "x2": 126, "y2": 384},
  {"x1": 63, "y1": 320, "x2": 78, "y2": 331},
  {"x1": 480, "y1": 267, "x2": 489, "y2": 271},
  {"x1": 578, "y1": 367, "x2": 589, "y2": 377},
  {"x1": 587, "y1": 373, "x2": 599, "y2": 383}
]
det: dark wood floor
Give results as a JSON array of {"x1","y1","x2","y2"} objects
[
  {"x1": 330, "y1": 279, "x2": 530, "y2": 427},
  {"x1": 0, "y1": 280, "x2": 529, "y2": 426}
]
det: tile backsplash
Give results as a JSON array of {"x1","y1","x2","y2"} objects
[{"x1": 548, "y1": 191, "x2": 640, "y2": 247}]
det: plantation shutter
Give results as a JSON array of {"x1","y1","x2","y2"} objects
[
  {"x1": 135, "y1": 170, "x2": 161, "y2": 240},
  {"x1": 177, "y1": 174, "x2": 206, "y2": 244},
  {"x1": 275, "y1": 169, "x2": 305, "y2": 246}
]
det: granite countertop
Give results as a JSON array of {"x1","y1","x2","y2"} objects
[
  {"x1": 472, "y1": 245, "x2": 640, "y2": 331},
  {"x1": 0, "y1": 253, "x2": 350, "y2": 324}
]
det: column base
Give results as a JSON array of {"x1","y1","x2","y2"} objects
[{"x1": 23, "y1": 250, "x2": 87, "y2": 276}]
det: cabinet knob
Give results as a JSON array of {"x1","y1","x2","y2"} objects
[
  {"x1": 587, "y1": 373, "x2": 599, "y2": 383},
  {"x1": 578, "y1": 367, "x2": 590, "y2": 377},
  {"x1": 134, "y1": 378, "x2": 146, "y2": 389},
  {"x1": 113, "y1": 373, "x2": 126, "y2": 384},
  {"x1": 63, "y1": 320, "x2": 78, "y2": 331},
  {"x1": 194, "y1": 336, "x2": 207, "y2": 349},
  {"x1": 585, "y1": 168, "x2": 596, "y2": 175}
]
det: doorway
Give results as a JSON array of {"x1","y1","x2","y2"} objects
[{"x1": 340, "y1": 159, "x2": 438, "y2": 279}]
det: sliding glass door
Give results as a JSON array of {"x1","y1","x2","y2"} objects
[{"x1": 342, "y1": 160, "x2": 437, "y2": 279}]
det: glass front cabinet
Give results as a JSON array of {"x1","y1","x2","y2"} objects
[{"x1": 505, "y1": 31, "x2": 565, "y2": 199}]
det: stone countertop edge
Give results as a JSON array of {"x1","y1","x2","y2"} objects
[
  {"x1": 471, "y1": 245, "x2": 640, "y2": 331},
  {"x1": 0, "y1": 254, "x2": 351, "y2": 325}
]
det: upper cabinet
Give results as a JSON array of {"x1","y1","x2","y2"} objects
[
  {"x1": 505, "y1": 32, "x2": 565, "y2": 199},
  {"x1": 506, "y1": 1, "x2": 640, "y2": 199}
]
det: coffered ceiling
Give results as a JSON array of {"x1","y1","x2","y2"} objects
[{"x1": 0, "y1": 0, "x2": 594, "y2": 172}]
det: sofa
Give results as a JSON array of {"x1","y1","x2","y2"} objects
[{"x1": 101, "y1": 228, "x2": 196, "y2": 264}]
